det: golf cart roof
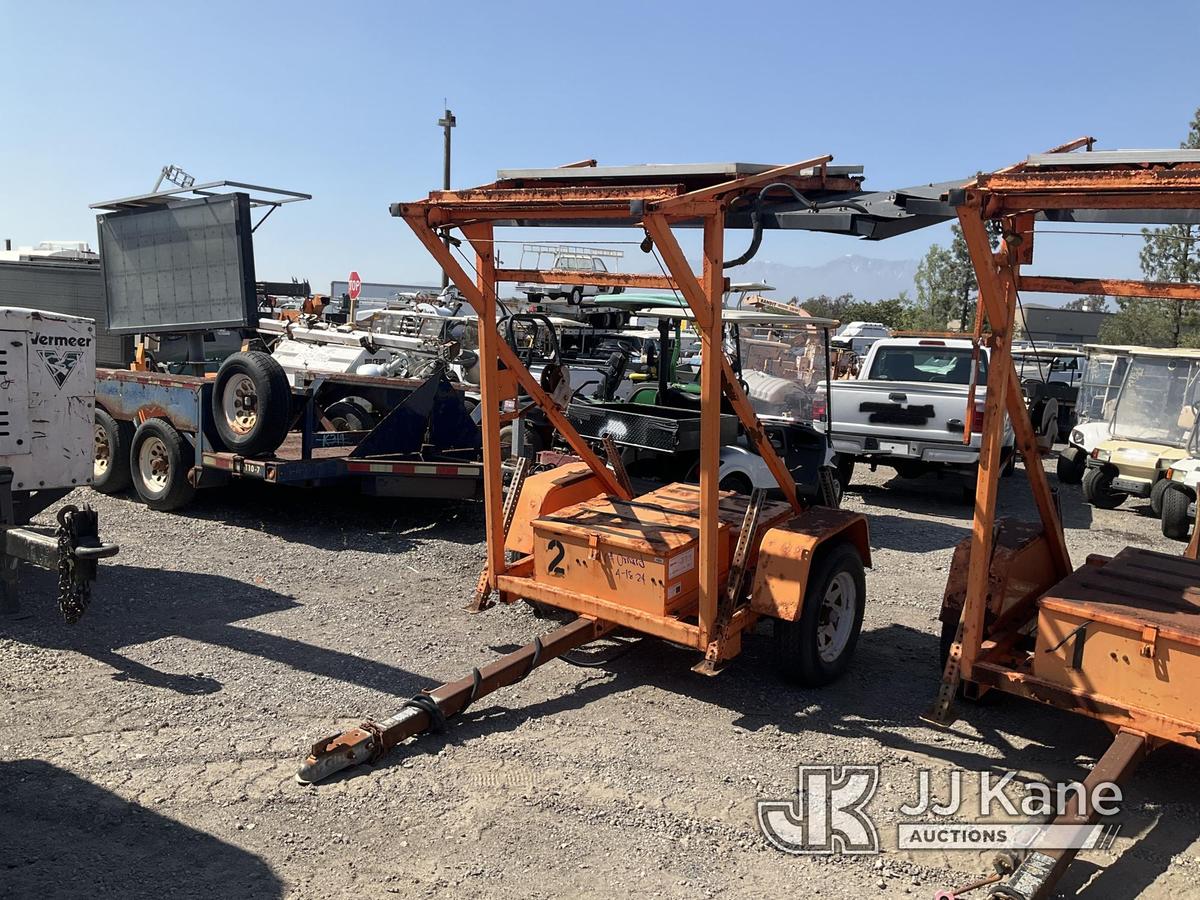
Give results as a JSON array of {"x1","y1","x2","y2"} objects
[
  {"x1": 1012, "y1": 346, "x2": 1085, "y2": 358},
  {"x1": 641, "y1": 308, "x2": 838, "y2": 329},
  {"x1": 1125, "y1": 347, "x2": 1200, "y2": 360}
]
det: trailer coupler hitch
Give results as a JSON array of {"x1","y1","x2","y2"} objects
[{"x1": 297, "y1": 615, "x2": 605, "y2": 784}]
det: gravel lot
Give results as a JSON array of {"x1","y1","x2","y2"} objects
[{"x1": 2, "y1": 456, "x2": 1199, "y2": 899}]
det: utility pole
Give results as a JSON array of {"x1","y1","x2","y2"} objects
[{"x1": 438, "y1": 106, "x2": 456, "y2": 288}]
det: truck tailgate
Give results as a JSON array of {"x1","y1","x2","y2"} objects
[{"x1": 830, "y1": 380, "x2": 980, "y2": 448}]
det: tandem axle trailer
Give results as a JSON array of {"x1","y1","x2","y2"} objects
[{"x1": 93, "y1": 365, "x2": 483, "y2": 510}]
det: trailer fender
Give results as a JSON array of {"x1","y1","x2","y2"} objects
[
  {"x1": 750, "y1": 507, "x2": 871, "y2": 622},
  {"x1": 505, "y1": 462, "x2": 608, "y2": 556}
]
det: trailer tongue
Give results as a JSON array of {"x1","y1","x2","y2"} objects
[{"x1": 299, "y1": 616, "x2": 603, "y2": 783}]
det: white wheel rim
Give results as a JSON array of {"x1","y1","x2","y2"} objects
[
  {"x1": 222, "y1": 374, "x2": 259, "y2": 435},
  {"x1": 138, "y1": 436, "x2": 171, "y2": 495},
  {"x1": 94, "y1": 423, "x2": 111, "y2": 477},
  {"x1": 816, "y1": 571, "x2": 857, "y2": 663}
]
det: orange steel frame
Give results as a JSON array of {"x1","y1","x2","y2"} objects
[
  {"x1": 954, "y1": 137, "x2": 1200, "y2": 746},
  {"x1": 394, "y1": 158, "x2": 855, "y2": 656}
]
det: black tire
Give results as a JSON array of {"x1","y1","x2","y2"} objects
[
  {"x1": 1162, "y1": 485, "x2": 1193, "y2": 541},
  {"x1": 835, "y1": 455, "x2": 855, "y2": 489},
  {"x1": 130, "y1": 418, "x2": 196, "y2": 511},
  {"x1": 499, "y1": 423, "x2": 544, "y2": 461},
  {"x1": 1150, "y1": 477, "x2": 1171, "y2": 517},
  {"x1": 325, "y1": 397, "x2": 376, "y2": 432},
  {"x1": 527, "y1": 293, "x2": 544, "y2": 303},
  {"x1": 719, "y1": 472, "x2": 753, "y2": 495},
  {"x1": 772, "y1": 542, "x2": 865, "y2": 686},
  {"x1": 1056, "y1": 448, "x2": 1086, "y2": 485},
  {"x1": 92, "y1": 408, "x2": 134, "y2": 494},
  {"x1": 212, "y1": 351, "x2": 292, "y2": 456},
  {"x1": 1001, "y1": 447, "x2": 1017, "y2": 478},
  {"x1": 1082, "y1": 465, "x2": 1127, "y2": 509},
  {"x1": 568, "y1": 287, "x2": 583, "y2": 306}
]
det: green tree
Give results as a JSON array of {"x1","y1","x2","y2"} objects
[
  {"x1": 800, "y1": 292, "x2": 913, "y2": 330},
  {"x1": 911, "y1": 224, "x2": 991, "y2": 332},
  {"x1": 1101, "y1": 106, "x2": 1200, "y2": 347},
  {"x1": 1063, "y1": 294, "x2": 1109, "y2": 312}
]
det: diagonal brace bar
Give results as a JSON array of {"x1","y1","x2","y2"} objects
[
  {"x1": 402, "y1": 211, "x2": 629, "y2": 502},
  {"x1": 643, "y1": 214, "x2": 802, "y2": 513}
]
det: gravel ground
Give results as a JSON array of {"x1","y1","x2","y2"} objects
[{"x1": 2, "y1": 456, "x2": 1199, "y2": 899}]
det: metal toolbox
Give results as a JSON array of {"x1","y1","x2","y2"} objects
[
  {"x1": 566, "y1": 401, "x2": 739, "y2": 454},
  {"x1": 1033, "y1": 547, "x2": 1200, "y2": 724},
  {"x1": 531, "y1": 483, "x2": 790, "y2": 616}
]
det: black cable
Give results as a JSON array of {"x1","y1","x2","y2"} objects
[
  {"x1": 560, "y1": 637, "x2": 643, "y2": 668},
  {"x1": 402, "y1": 693, "x2": 447, "y2": 733},
  {"x1": 723, "y1": 182, "x2": 872, "y2": 269}
]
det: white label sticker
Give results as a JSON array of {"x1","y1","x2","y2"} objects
[
  {"x1": 669, "y1": 582, "x2": 682, "y2": 597},
  {"x1": 668, "y1": 547, "x2": 696, "y2": 579}
]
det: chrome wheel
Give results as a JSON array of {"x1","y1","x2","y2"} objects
[
  {"x1": 94, "y1": 423, "x2": 111, "y2": 478},
  {"x1": 816, "y1": 571, "x2": 857, "y2": 663},
  {"x1": 221, "y1": 374, "x2": 259, "y2": 435},
  {"x1": 137, "y1": 436, "x2": 171, "y2": 496}
]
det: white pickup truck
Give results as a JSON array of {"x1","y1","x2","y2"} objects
[{"x1": 822, "y1": 337, "x2": 1013, "y2": 487}]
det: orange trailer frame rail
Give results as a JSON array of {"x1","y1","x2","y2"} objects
[
  {"x1": 932, "y1": 139, "x2": 1200, "y2": 900},
  {"x1": 299, "y1": 158, "x2": 960, "y2": 783}
]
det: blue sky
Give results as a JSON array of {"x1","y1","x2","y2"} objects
[{"x1": 3, "y1": 0, "x2": 1199, "y2": 295}]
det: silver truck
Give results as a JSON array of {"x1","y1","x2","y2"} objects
[{"x1": 821, "y1": 337, "x2": 1013, "y2": 489}]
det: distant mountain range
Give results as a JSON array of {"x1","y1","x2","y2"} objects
[{"x1": 729, "y1": 255, "x2": 919, "y2": 302}]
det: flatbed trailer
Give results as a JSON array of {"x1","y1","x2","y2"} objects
[{"x1": 94, "y1": 366, "x2": 482, "y2": 508}]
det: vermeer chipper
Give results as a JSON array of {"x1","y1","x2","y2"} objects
[
  {"x1": 931, "y1": 139, "x2": 1200, "y2": 899},
  {"x1": 299, "y1": 158, "x2": 957, "y2": 783}
]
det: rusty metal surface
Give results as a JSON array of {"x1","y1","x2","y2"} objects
[
  {"x1": 1038, "y1": 546, "x2": 1200, "y2": 646},
  {"x1": 297, "y1": 616, "x2": 603, "y2": 783},
  {"x1": 987, "y1": 730, "x2": 1147, "y2": 900},
  {"x1": 749, "y1": 508, "x2": 871, "y2": 622},
  {"x1": 95, "y1": 370, "x2": 203, "y2": 434}
]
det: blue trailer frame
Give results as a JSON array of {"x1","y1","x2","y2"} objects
[{"x1": 95, "y1": 367, "x2": 483, "y2": 504}]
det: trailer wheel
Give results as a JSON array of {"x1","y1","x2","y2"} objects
[
  {"x1": 499, "y1": 423, "x2": 543, "y2": 461},
  {"x1": 325, "y1": 397, "x2": 377, "y2": 431},
  {"x1": 772, "y1": 542, "x2": 865, "y2": 686},
  {"x1": 93, "y1": 409, "x2": 134, "y2": 494},
  {"x1": 130, "y1": 419, "x2": 196, "y2": 511},
  {"x1": 1161, "y1": 485, "x2": 1193, "y2": 541},
  {"x1": 1150, "y1": 477, "x2": 1170, "y2": 517},
  {"x1": 718, "y1": 472, "x2": 753, "y2": 495},
  {"x1": 1056, "y1": 447, "x2": 1086, "y2": 484},
  {"x1": 1082, "y1": 465, "x2": 1127, "y2": 509},
  {"x1": 213, "y1": 351, "x2": 292, "y2": 456}
]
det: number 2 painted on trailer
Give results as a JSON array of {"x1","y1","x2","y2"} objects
[{"x1": 546, "y1": 539, "x2": 566, "y2": 576}]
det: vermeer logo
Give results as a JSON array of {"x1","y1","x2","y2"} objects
[
  {"x1": 31, "y1": 333, "x2": 92, "y2": 347},
  {"x1": 37, "y1": 348, "x2": 84, "y2": 388}
]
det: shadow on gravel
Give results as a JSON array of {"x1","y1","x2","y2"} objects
[
  {"x1": 860, "y1": 513, "x2": 970, "y2": 553},
  {"x1": 101, "y1": 481, "x2": 485, "y2": 555},
  {"x1": 850, "y1": 465, "x2": 1098, "y2": 533},
  {"x1": 0, "y1": 759, "x2": 282, "y2": 899},
  {"x1": 6, "y1": 564, "x2": 426, "y2": 700}
]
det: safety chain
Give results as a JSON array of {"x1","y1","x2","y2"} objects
[{"x1": 55, "y1": 505, "x2": 92, "y2": 624}]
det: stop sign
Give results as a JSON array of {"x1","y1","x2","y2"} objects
[{"x1": 348, "y1": 271, "x2": 362, "y2": 301}]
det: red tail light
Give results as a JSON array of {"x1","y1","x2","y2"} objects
[
  {"x1": 812, "y1": 396, "x2": 828, "y2": 422},
  {"x1": 970, "y1": 402, "x2": 986, "y2": 434}
]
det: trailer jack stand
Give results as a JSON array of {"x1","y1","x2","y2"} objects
[{"x1": 297, "y1": 615, "x2": 607, "y2": 784}]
